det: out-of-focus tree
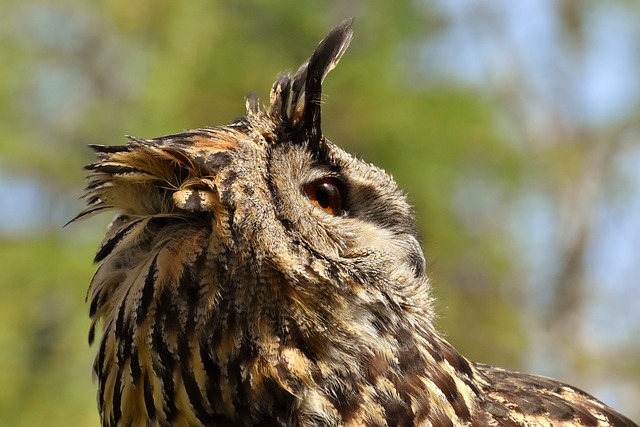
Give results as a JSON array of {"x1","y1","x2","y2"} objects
[
  {"x1": 418, "y1": 0, "x2": 640, "y2": 415},
  {"x1": 0, "y1": 0, "x2": 637, "y2": 425}
]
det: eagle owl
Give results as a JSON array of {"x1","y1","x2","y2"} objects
[{"x1": 75, "y1": 19, "x2": 637, "y2": 427}]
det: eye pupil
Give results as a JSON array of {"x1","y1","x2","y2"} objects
[
  {"x1": 315, "y1": 183, "x2": 332, "y2": 209},
  {"x1": 304, "y1": 177, "x2": 344, "y2": 216}
]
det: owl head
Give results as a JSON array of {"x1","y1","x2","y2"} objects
[{"x1": 76, "y1": 19, "x2": 437, "y2": 425}]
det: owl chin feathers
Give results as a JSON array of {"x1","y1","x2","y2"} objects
[{"x1": 75, "y1": 19, "x2": 637, "y2": 427}]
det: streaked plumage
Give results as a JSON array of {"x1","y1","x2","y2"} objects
[{"x1": 74, "y1": 19, "x2": 638, "y2": 427}]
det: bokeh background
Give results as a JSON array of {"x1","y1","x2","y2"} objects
[{"x1": 1, "y1": 1, "x2": 639, "y2": 425}]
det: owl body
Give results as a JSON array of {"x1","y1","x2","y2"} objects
[{"x1": 76, "y1": 20, "x2": 637, "y2": 427}]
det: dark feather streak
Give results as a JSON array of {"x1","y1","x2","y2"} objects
[
  {"x1": 94, "y1": 218, "x2": 145, "y2": 263},
  {"x1": 136, "y1": 255, "x2": 158, "y2": 326}
]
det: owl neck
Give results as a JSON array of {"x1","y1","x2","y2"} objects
[
  {"x1": 195, "y1": 295, "x2": 481, "y2": 425},
  {"x1": 96, "y1": 281, "x2": 481, "y2": 426}
]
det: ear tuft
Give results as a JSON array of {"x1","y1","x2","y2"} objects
[{"x1": 268, "y1": 19, "x2": 354, "y2": 146}]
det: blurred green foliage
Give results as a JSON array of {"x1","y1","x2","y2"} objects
[
  {"x1": 0, "y1": 236, "x2": 100, "y2": 426},
  {"x1": 1, "y1": 0, "x2": 638, "y2": 425}
]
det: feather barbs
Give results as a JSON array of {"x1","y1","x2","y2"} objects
[{"x1": 74, "y1": 131, "x2": 239, "y2": 221}]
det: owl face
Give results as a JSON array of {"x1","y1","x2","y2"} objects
[{"x1": 219, "y1": 135, "x2": 427, "y2": 289}]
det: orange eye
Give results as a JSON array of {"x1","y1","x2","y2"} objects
[{"x1": 304, "y1": 177, "x2": 344, "y2": 216}]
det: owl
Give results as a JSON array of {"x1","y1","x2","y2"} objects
[{"x1": 74, "y1": 19, "x2": 638, "y2": 427}]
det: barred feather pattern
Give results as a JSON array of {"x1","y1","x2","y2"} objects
[{"x1": 75, "y1": 19, "x2": 638, "y2": 427}]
